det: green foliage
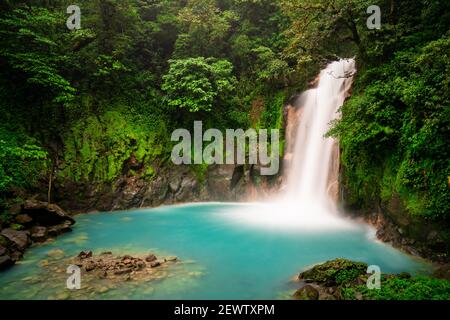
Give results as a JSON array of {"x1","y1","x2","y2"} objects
[
  {"x1": 0, "y1": 127, "x2": 48, "y2": 193},
  {"x1": 0, "y1": 6, "x2": 76, "y2": 103},
  {"x1": 162, "y1": 57, "x2": 237, "y2": 113},
  {"x1": 61, "y1": 111, "x2": 169, "y2": 182},
  {"x1": 301, "y1": 259, "x2": 450, "y2": 300},
  {"x1": 299, "y1": 258, "x2": 368, "y2": 286},
  {"x1": 359, "y1": 276, "x2": 450, "y2": 300},
  {"x1": 329, "y1": 34, "x2": 450, "y2": 219}
]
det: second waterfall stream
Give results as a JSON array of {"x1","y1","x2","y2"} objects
[{"x1": 228, "y1": 59, "x2": 359, "y2": 230}]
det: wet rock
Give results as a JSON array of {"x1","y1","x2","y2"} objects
[
  {"x1": 22, "y1": 200, "x2": 75, "y2": 226},
  {"x1": 9, "y1": 250, "x2": 23, "y2": 261},
  {"x1": 39, "y1": 259, "x2": 49, "y2": 267},
  {"x1": 298, "y1": 259, "x2": 367, "y2": 286},
  {"x1": 145, "y1": 254, "x2": 157, "y2": 262},
  {"x1": 1, "y1": 229, "x2": 30, "y2": 251},
  {"x1": 47, "y1": 221, "x2": 73, "y2": 237},
  {"x1": 0, "y1": 255, "x2": 14, "y2": 270},
  {"x1": 30, "y1": 226, "x2": 48, "y2": 242},
  {"x1": 97, "y1": 286, "x2": 109, "y2": 294},
  {"x1": 85, "y1": 260, "x2": 97, "y2": 272},
  {"x1": 433, "y1": 264, "x2": 450, "y2": 281},
  {"x1": 46, "y1": 249, "x2": 65, "y2": 260},
  {"x1": 150, "y1": 261, "x2": 161, "y2": 268},
  {"x1": 114, "y1": 268, "x2": 132, "y2": 275},
  {"x1": 175, "y1": 176, "x2": 199, "y2": 201},
  {"x1": 78, "y1": 251, "x2": 93, "y2": 259},
  {"x1": 293, "y1": 285, "x2": 319, "y2": 300}
]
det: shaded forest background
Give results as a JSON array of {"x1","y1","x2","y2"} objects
[{"x1": 0, "y1": 0, "x2": 448, "y2": 225}]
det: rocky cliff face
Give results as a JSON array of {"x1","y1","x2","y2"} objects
[
  {"x1": 51, "y1": 163, "x2": 281, "y2": 214},
  {"x1": 342, "y1": 185, "x2": 449, "y2": 263}
]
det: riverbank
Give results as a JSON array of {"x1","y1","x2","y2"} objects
[{"x1": 0, "y1": 200, "x2": 74, "y2": 270}]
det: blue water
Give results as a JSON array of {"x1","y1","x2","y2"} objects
[{"x1": 0, "y1": 203, "x2": 429, "y2": 300}]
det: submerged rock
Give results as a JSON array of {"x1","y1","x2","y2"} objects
[{"x1": 46, "y1": 249, "x2": 65, "y2": 260}]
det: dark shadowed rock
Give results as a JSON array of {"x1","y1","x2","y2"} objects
[
  {"x1": 0, "y1": 246, "x2": 6, "y2": 256},
  {"x1": 78, "y1": 251, "x2": 93, "y2": 259},
  {"x1": 145, "y1": 254, "x2": 157, "y2": 262},
  {"x1": 47, "y1": 221, "x2": 73, "y2": 237},
  {"x1": 433, "y1": 264, "x2": 450, "y2": 281},
  {"x1": 0, "y1": 255, "x2": 14, "y2": 270},
  {"x1": 22, "y1": 200, "x2": 75, "y2": 226},
  {"x1": 0, "y1": 229, "x2": 30, "y2": 251},
  {"x1": 9, "y1": 250, "x2": 23, "y2": 262}
]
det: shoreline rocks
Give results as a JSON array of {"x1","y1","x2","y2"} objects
[{"x1": 0, "y1": 200, "x2": 75, "y2": 271}]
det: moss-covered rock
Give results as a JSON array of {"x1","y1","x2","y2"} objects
[
  {"x1": 293, "y1": 258, "x2": 450, "y2": 300},
  {"x1": 298, "y1": 258, "x2": 368, "y2": 286},
  {"x1": 293, "y1": 285, "x2": 319, "y2": 300}
]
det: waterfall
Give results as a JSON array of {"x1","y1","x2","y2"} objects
[
  {"x1": 228, "y1": 59, "x2": 358, "y2": 230},
  {"x1": 286, "y1": 59, "x2": 356, "y2": 208}
]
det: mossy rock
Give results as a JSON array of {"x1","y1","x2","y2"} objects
[
  {"x1": 299, "y1": 259, "x2": 368, "y2": 286},
  {"x1": 293, "y1": 285, "x2": 319, "y2": 300},
  {"x1": 10, "y1": 224, "x2": 24, "y2": 231}
]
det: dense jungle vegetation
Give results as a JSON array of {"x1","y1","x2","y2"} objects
[{"x1": 0, "y1": 0, "x2": 448, "y2": 225}]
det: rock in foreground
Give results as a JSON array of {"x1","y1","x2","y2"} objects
[
  {"x1": 0, "y1": 200, "x2": 75, "y2": 271},
  {"x1": 293, "y1": 258, "x2": 450, "y2": 300}
]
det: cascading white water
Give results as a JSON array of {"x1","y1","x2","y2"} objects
[
  {"x1": 227, "y1": 59, "x2": 358, "y2": 230},
  {"x1": 286, "y1": 59, "x2": 356, "y2": 207}
]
